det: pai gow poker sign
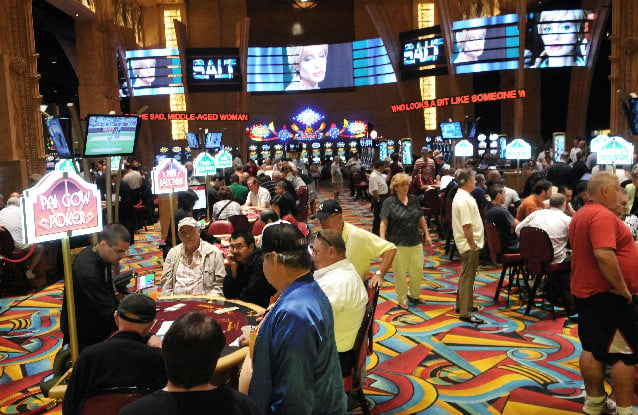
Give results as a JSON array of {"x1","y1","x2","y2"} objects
[
  {"x1": 152, "y1": 158, "x2": 188, "y2": 194},
  {"x1": 22, "y1": 171, "x2": 103, "y2": 244}
]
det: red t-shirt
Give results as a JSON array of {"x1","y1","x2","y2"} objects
[{"x1": 569, "y1": 202, "x2": 638, "y2": 298}]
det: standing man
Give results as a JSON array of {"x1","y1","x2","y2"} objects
[
  {"x1": 222, "y1": 229, "x2": 275, "y2": 308},
  {"x1": 63, "y1": 294, "x2": 166, "y2": 415},
  {"x1": 369, "y1": 160, "x2": 389, "y2": 235},
  {"x1": 331, "y1": 156, "x2": 344, "y2": 201},
  {"x1": 317, "y1": 199, "x2": 396, "y2": 287},
  {"x1": 248, "y1": 223, "x2": 346, "y2": 414},
  {"x1": 452, "y1": 169, "x2": 485, "y2": 325},
  {"x1": 60, "y1": 223, "x2": 132, "y2": 350},
  {"x1": 346, "y1": 153, "x2": 362, "y2": 197},
  {"x1": 569, "y1": 172, "x2": 638, "y2": 415}
]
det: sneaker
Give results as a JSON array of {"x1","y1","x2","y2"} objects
[{"x1": 583, "y1": 395, "x2": 617, "y2": 415}]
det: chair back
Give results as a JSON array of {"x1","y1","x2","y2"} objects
[
  {"x1": 252, "y1": 219, "x2": 266, "y2": 236},
  {"x1": 296, "y1": 186, "x2": 308, "y2": 222},
  {"x1": 80, "y1": 386, "x2": 153, "y2": 415},
  {"x1": 483, "y1": 221, "x2": 502, "y2": 264},
  {"x1": 352, "y1": 172, "x2": 362, "y2": 186},
  {"x1": 0, "y1": 228, "x2": 15, "y2": 258},
  {"x1": 519, "y1": 227, "x2": 554, "y2": 274},
  {"x1": 422, "y1": 188, "x2": 441, "y2": 215},
  {"x1": 366, "y1": 284, "x2": 380, "y2": 355},
  {"x1": 208, "y1": 220, "x2": 234, "y2": 236},
  {"x1": 296, "y1": 222, "x2": 309, "y2": 237},
  {"x1": 343, "y1": 302, "x2": 374, "y2": 392},
  {"x1": 228, "y1": 215, "x2": 250, "y2": 231}
]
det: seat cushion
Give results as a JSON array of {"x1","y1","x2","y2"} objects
[
  {"x1": 546, "y1": 261, "x2": 570, "y2": 273},
  {"x1": 500, "y1": 253, "x2": 522, "y2": 264}
]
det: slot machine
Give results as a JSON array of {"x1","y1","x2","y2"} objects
[
  {"x1": 45, "y1": 155, "x2": 56, "y2": 172},
  {"x1": 260, "y1": 143, "x2": 272, "y2": 161},
  {"x1": 478, "y1": 134, "x2": 487, "y2": 157},
  {"x1": 301, "y1": 142, "x2": 309, "y2": 163},
  {"x1": 553, "y1": 132, "x2": 566, "y2": 162},
  {"x1": 378, "y1": 140, "x2": 388, "y2": 161},
  {"x1": 498, "y1": 134, "x2": 508, "y2": 160},
  {"x1": 273, "y1": 143, "x2": 284, "y2": 160},
  {"x1": 489, "y1": 134, "x2": 499, "y2": 155},
  {"x1": 184, "y1": 146, "x2": 192, "y2": 162},
  {"x1": 324, "y1": 141, "x2": 333, "y2": 158},
  {"x1": 359, "y1": 137, "x2": 373, "y2": 167},
  {"x1": 387, "y1": 139, "x2": 396, "y2": 156},
  {"x1": 156, "y1": 146, "x2": 169, "y2": 165},
  {"x1": 348, "y1": 140, "x2": 358, "y2": 159},
  {"x1": 311, "y1": 142, "x2": 322, "y2": 164},
  {"x1": 337, "y1": 141, "x2": 346, "y2": 158},
  {"x1": 400, "y1": 139, "x2": 412, "y2": 166},
  {"x1": 172, "y1": 146, "x2": 182, "y2": 162},
  {"x1": 248, "y1": 144, "x2": 259, "y2": 162}
]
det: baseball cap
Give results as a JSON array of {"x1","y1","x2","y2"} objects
[
  {"x1": 315, "y1": 200, "x2": 342, "y2": 220},
  {"x1": 117, "y1": 293, "x2": 156, "y2": 324},
  {"x1": 178, "y1": 216, "x2": 199, "y2": 231},
  {"x1": 261, "y1": 223, "x2": 308, "y2": 253}
]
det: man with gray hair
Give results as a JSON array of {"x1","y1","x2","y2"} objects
[{"x1": 452, "y1": 168, "x2": 485, "y2": 325}]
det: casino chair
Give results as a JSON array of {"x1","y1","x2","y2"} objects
[
  {"x1": 132, "y1": 200, "x2": 148, "y2": 231},
  {"x1": 79, "y1": 386, "x2": 153, "y2": 415},
  {"x1": 519, "y1": 227, "x2": 571, "y2": 319},
  {"x1": 228, "y1": 215, "x2": 250, "y2": 231},
  {"x1": 208, "y1": 220, "x2": 234, "y2": 236},
  {"x1": 442, "y1": 198, "x2": 457, "y2": 260},
  {"x1": 483, "y1": 221, "x2": 524, "y2": 306},
  {"x1": 352, "y1": 172, "x2": 370, "y2": 202},
  {"x1": 296, "y1": 186, "x2": 308, "y2": 222},
  {"x1": 296, "y1": 222, "x2": 309, "y2": 238},
  {"x1": 252, "y1": 219, "x2": 266, "y2": 236},
  {"x1": 422, "y1": 188, "x2": 442, "y2": 231},
  {"x1": 0, "y1": 228, "x2": 36, "y2": 296},
  {"x1": 282, "y1": 214, "x2": 298, "y2": 227}
]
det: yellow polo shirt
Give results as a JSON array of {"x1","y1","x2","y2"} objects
[{"x1": 341, "y1": 221, "x2": 396, "y2": 280}]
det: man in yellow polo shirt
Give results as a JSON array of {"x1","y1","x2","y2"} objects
[{"x1": 317, "y1": 200, "x2": 396, "y2": 287}]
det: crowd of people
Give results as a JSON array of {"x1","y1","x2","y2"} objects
[{"x1": 48, "y1": 137, "x2": 638, "y2": 415}]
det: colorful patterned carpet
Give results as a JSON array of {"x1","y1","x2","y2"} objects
[{"x1": 0, "y1": 184, "x2": 634, "y2": 414}]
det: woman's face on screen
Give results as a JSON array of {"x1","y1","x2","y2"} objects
[
  {"x1": 539, "y1": 11, "x2": 579, "y2": 57},
  {"x1": 298, "y1": 45, "x2": 327, "y2": 88}
]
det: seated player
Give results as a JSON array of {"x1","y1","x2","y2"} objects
[
  {"x1": 120, "y1": 311, "x2": 260, "y2": 415},
  {"x1": 160, "y1": 217, "x2": 226, "y2": 297}
]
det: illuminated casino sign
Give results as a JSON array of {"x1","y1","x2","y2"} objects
[
  {"x1": 454, "y1": 140, "x2": 474, "y2": 157},
  {"x1": 54, "y1": 159, "x2": 77, "y2": 172},
  {"x1": 193, "y1": 152, "x2": 217, "y2": 176},
  {"x1": 22, "y1": 171, "x2": 102, "y2": 243},
  {"x1": 152, "y1": 158, "x2": 188, "y2": 194},
  {"x1": 505, "y1": 138, "x2": 532, "y2": 160},
  {"x1": 402, "y1": 37, "x2": 445, "y2": 66},
  {"x1": 597, "y1": 136, "x2": 634, "y2": 165},
  {"x1": 215, "y1": 149, "x2": 233, "y2": 168},
  {"x1": 246, "y1": 123, "x2": 277, "y2": 141}
]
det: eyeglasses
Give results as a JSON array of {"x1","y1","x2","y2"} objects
[
  {"x1": 315, "y1": 231, "x2": 333, "y2": 246},
  {"x1": 178, "y1": 228, "x2": 198, "y2": 236}
]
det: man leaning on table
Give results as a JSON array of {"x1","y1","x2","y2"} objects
[
  {"x1": 317, "y1": 199, "x2": 396, "y2": 287},
  {"x1": 160, "y1": 217, "x2": 226, "y2": 297}
]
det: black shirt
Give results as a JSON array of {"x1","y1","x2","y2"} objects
[
  {"x1": 63, "y1": 330, "x2": 166, "y2": 415},
  {"x1": 119, "y1": 388, "x2": 261, "y2": 415},
  {"x1": 484, "y1": 203, "x2": 519, "y2": 253},
  {"x1": 222, "y1": 248, "x2": 276, "y2": 308},
  {"x1": 380, "y1": 195, "x2": 424, "y2": 246},
  {"x1": 61, "y1": 246, "x2": 119, "y2": 349}
]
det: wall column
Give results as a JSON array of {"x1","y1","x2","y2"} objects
[{"x1": 0, "y1": 0, "x2": 44, "y2": 195}]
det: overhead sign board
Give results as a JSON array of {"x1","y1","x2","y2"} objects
[
  {"x1": 151, "y1": 158, "x2": 188, "y2": 194},
  {"x1": 215, "y1": 150, "x2": 233, "y2": 169},
  {"x1": 192, "y1": 152, "x2": 217, "y2": 176},
  {"x1": 22, "y1": 171, "x2": 102, "y2": 244},
  {"x1": 597, "y1": 136, "x2": 634, "y2": 165}
]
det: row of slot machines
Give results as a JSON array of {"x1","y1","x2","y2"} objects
[{"x1": 247, "y1": 139, "x2": 378, "y2": 166}]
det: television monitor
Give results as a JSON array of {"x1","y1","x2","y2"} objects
[
  {"x1": 190, "y1": 185, "x2": 207, "y2": 210},
  {"x1": 452, "y1": 14, "x2": 519, "y2": 74},
  {"x1": 622, "y1": 97, "x2": 638, "y2": 136},
  {"x1": 125, "y1": 48, "x2": 184, "y2": 96},
  {"x1": 524, "y1": 9, "x2": 593, "y2": 68},
  {"x1": 84, "y1": 115, "x2": 140, "y2": 157},
  {"x1": 185, "y1": 48, "x2": 241, "y2": 92},
  {"x1": 205, "y1": 132, "x2": 222, "y2": 149},
  {"x1": 247, "y1": 42, "x2": 354, "y2": 92},
  {"x1": 440, "y1": 122, "x2": 464, "y2": 139},
  {"x1": 45, "y1": 116, "x2": 72, "y2": 158},
  {"x1": 399, "y1": 26, "x2": 448, "y2": 80},
  {"x1": 186, "y1": 132, "x2": 200, "y2": 149}
]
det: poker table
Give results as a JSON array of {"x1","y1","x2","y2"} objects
[
  {"x1": 49, "y1": 296, "x2": 263, "y2": 398},
  {"x1": 153, "y1": 295, "x2": 263, "y2": 372}
]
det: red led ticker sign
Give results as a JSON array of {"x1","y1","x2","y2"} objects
[
  {"x1": 138, "y1": 112, "x2": 249, "y2": 121},
  {"x1": 391, "y1": 89, "x2": 526, "y2": 113}
]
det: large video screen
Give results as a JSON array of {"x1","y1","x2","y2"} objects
[
  {"x1": 205, "y1": 132, "x2": 222, "y2": 149},
  {"x1": 440, "y1": 121, "x2": 464, "y2": 139},
  {"x1": 352, "y1": 38, "x2": 397, "y2": 86},
  {"x1": 84, "y1": 115, "x2": 140, "y2": 157},
  {"x1": 125, "y1": 48, "x2": 184, "y2": 96},
  {"x1": 247, "y1": 42, "x2": 354, "y2": 92},
  {"x1": 524, "y1": 9, "x2": 593, "y2": 68},
  {"x1": 185, "y1": 48, "x2": 241, "y2": 92},
  {"x1": 399, "y1": 26, "x2": 448, "y2": 80},
  {"x1": 452, "y1": 14, "x2": 519, "y2": 74},
  {"x1": 186, "y1": 132, "x2": 200, "y2": 149},
  {"x1": 627, "y1": 98, "x2": 638, "y2": 136},
  {"x1": 45, "y1": 116, "x2": 72, "y2": 158}
]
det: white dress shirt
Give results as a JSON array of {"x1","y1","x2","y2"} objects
[{"x1": 515, "y1": 207, "x2": 571, "y2": 263}]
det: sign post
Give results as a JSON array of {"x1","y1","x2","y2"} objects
[
  {"x1": 193, "y1": 152, "x2": 217, "y2": 221},
  {"x1": 152, "y1": 159, "x2": 188, "y2": 246},
  {"x1": 21, "y1": 171, "x2": 103, "y2": 362}
]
